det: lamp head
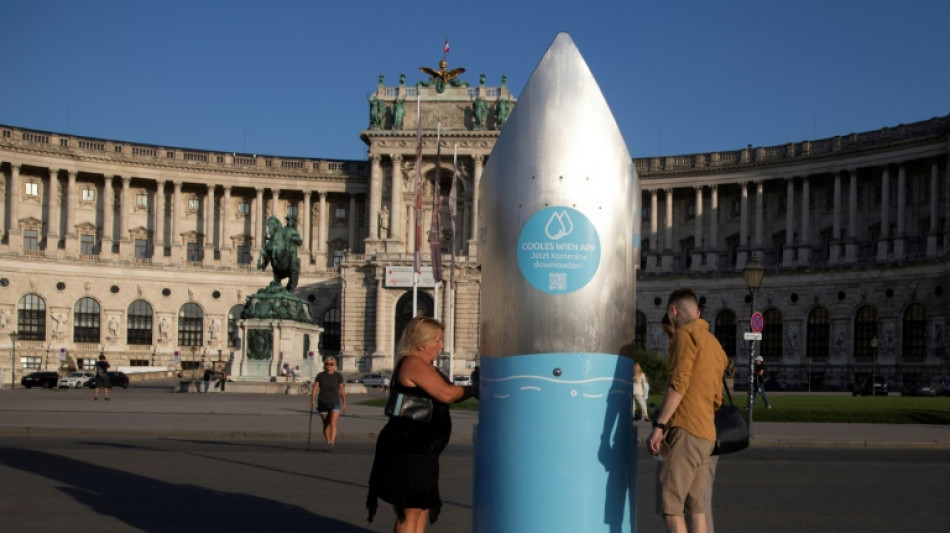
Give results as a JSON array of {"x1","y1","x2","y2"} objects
[{"x1": 743, "y1": 260, "x2": 765, "y2": 291}]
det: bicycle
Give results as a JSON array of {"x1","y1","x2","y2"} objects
[{"x1": 297, "y1": 380, "x2": 313, "y2": 396}]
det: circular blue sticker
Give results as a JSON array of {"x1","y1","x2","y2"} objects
[{"x1": 517, "y1": 206, "x2": 601, "y2": 294}]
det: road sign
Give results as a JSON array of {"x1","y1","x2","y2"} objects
[
  {"x1": 751, "y1": 311, "x2": 764, "y2": 333},
  {"x1": 744, "y1": 332, "x2": 763, "y2": 341}
]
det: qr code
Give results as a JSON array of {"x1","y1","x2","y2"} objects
[{"x1": 549, "y1": 272, "x2": 567, "y2": 291}]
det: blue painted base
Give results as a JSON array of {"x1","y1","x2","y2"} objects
[{"x1": 474, "y1": 353, "x2": 637, "y2": 532}]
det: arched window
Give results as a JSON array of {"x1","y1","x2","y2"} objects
[
  {"x1": 227, "y1": 305, "x2": 244, "y2": 348},
  {"x1": 17, "y1": 293, "x2": 47, "y2": 341},
  {"x1": 806, "y1": 306, "x2": 830, "y2": 362},
  {"x1": 634, "y1": 310, "x2": 646, "y2": 350},
  {"x1": 714, "y1": 309, "x2": 737, "y2": 358},
  {"x1": 902, "y1": 303, "x2": 927, "y2": 362},
  {"x1": 853, "y1": 305, "x2": 877, "y2": 362},
  {"x1": 322, "y1": 308, "x2": 342, "y2": 352},
  {"x1": 761, "y1": 308, "x2": 783, "y2": 361},
  {"x1": 178, "y1": 303, "x2": 204, "y2": 347},
  {"x1": 73, "y1": 297, "x2": 101, "y2": 343},
  {"x1": 394, "y1": 292, "x2": 434, "y2": 352},
  {"x1": 127, "y1": 300, "x2": 153, "y2": 345}
]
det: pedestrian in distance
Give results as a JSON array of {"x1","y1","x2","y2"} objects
[
  {"x1": 310, "y1": 357, "x2": 346, "y2": 452},
  {"x1": 648, "y1": 290, "x2": 728, "y2": 533},
  {"x1": 633, "y1": 363, "x2": 651, "y2": 422},
  {"x1": 366, "y1": 317, "x2": 479, "y2": 533},
  {"x1": 203, "y1": 367, "x2": 213, "y2": 393},
  {"x1": 93, "y1": 354, "x2": 111, "y2": 401},
  {"x1": 752, "y1": 356, "x2": 772, "y2": 409}
]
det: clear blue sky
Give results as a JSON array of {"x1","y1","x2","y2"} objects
[{"x1": 2, "y1": 1, "x2": 947, "y2": 161}]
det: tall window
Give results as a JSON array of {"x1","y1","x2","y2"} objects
[
  {"x1": 73, "y1": 297, "x2": 101, "y2": 343},
  {"x1": 238, "y1": 201, "x2": 251, "y2": 215},
  {"x1": 24, "y1": 230, "x2": 39, "y2": 252},
  {"x1": 136, "y1": 192, "x2": 148, "y2": 208},
  {"x1": 186, "y1": 241, "x2": 201, "y2": 262},
  {"x1": 237, "y1": 245, "x2": 252, "y2": 265},
  {"x1": 322, "y1": 308, "x2": 341, "y2": 352},
  {"x1": 634, "y1": 310, "x2": 646, "y2": 350},
  {"x1": 902, "y1": 303, "x2": 927, "y2": 362},
  {"x1": 135, "y1": 239, "x2": 150, "y2": 259},
  {"x1": 178, "y1": 303, "x2": 204, "y2": 346},
  {"x1": 82, "y1": 187, "x2": 96, "y2": 202},
  {"x1": 853, "y1": 305, "x2": 878, "y2": 363},
  {"x1": 127, "y1": 300, "x2": 153, "y2": 345},
  {"x1": 806, "y1": 307, "x2": 830, "y2": 362},
  {"x1": 25, "y1": 182, "x2": 39, "y2": 196},
  {"x1": 81, "y1": 234, "x2": 96, "y2": 255},
  {"x1": 714, "y1": 309, "x2": 737, "y2": 358},
  {"x1": 287, "y1": 203, "x2": 298, "y2": 219},
  {"x1": 761, "y1": 308, "x2": 784, "y2": 361},
  {"x1": 17, "y1": 293, "x2": 47, "y2": 341}
]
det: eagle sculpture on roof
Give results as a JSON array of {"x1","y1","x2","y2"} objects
[{"x1": 419, "y1": 59, "x2": 467, "y2": 93}]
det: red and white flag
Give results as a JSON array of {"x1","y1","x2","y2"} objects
[
  {"x1": 413, "y1": 93, "x2": 424, "y2": 275},
  {"x1": 443, "y1": 39, "x2": 450, "y2": 55},
  {"x1": 429, "y1": 122, "x2": 443, "y2": 282}
]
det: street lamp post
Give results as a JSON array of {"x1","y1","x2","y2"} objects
[
  {"x1": 743, "y1": 260, "x2": 765, "y2": 434},
  {"x1": 10, "y1": 331, "x2": 18, "y2": 391},
  {"x1": 870, "y1": 337, "x2": 879, "y2": 395}
]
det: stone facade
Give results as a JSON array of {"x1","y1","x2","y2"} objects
[{"x1": 0, "y1": 69, "x2": 947, "y2": 391}]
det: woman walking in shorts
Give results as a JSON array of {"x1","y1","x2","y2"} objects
[{"x1": 310, "y1": 357, "x2": 346, "y2": 452}]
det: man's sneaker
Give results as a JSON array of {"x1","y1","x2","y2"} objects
[{"x1": 328, "y1": 443, "x2": 334, "y2": 453}]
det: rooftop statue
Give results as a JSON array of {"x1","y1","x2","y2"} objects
[{"x1": 419, "y1": 59, "x2": 468, "y2": 94}]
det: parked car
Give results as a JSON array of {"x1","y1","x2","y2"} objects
[
  {"x1": 20, "y1": 371, "x2": 60, "y2": 389},
  {"x1": 901, "y1": 375, "x2": 940, "y2": 397},
  {"x1": 936, "y1": 376, "x2": 950, "y2": 396},
  {"x1": 83, "y1": 371, "x2": 131, "y2": 389},
  {"x1": 853, "y1": 375, "x2": 888, "y2": 396},
  {"x1": 346, "y1": 373, "x2": 386, "y2": 387},
  {"x1": 452, "y1": 375, "x2": 472, "y2": 386},
  {"x1": 58, "y1": 372, "x2": 95, "y2": 389}
]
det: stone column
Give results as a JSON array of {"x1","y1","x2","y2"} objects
[
  {"x1": 646, "y1": 189, "x2": 659, "y2": 272},
  {"x1": 734, "y1": 182, "x2": 749, "y2": 270},
  {"x1": 253, "y1": 187, "x2": 264, "y2": 255},
  {"x1": 754, "y1": 181, "x2": 764, "y2": 251},
  {"x1": 65, "y1": 170, "x2": 78, "y2": 255},
  {"x1": 271, "y1": 188, "x2": 280, "y2": 220},
  {"x1": 101, "y1": 175, "x2": 115, "y2": 255},
  {"x1": 171, "y1": 181, "x2": 183, "y2": 261},
  {"x1": 372, "y1": 277, "x2": 387, "y2": 358},
  {"x1": 893, "y1": 164, "x2": 907, "y2": 258},
  {"x1": 782, "y1": 177, "x2": 795, "y2": 266},
  {"x1": 318, "y1": 191, "x2": 329, "y2": 267},
  {"x1": 661, "y1": 188, "x2": 674, "y2": 272},
  {"x1": 691, "y1": 186, "x2": 703, "y2": 271},
  {"x1": 0, "y1": 160, "x2": 7, "y2": 245},
  {"x1": 220, "y1": 186, "x2": 232, "y2": 264},
  {"x1": 798, "y1": 176, "x2": 811, "y2": 265},
  {"x1": 829, "y1": 172, "x2": 842, "y2": 264},
  {"x1": 153, "y1": 180, "x2": 166, "y2": 262},
  {"x1": 203, "y1": 183, "x2": 215, "y2": 265},
  {"x1": 46, "y1": 168, "x2": 61, "y2": 255},
  {"x1": 118, "y1": 176, "x2": 131, "y2": 259},
  {"x1": 366, "y1": 155, "x2": 382, "y2": 252},
  {"x1": 877, "y1": 166, "x2": 890, "y2": 261},
  {"x1": 705, "y1": 185, "x2": 719, "y2": 270},
  {"x1": 348, "y1": 194, "x2": 359, "y2": 252},
  {"x1": 927, "y1": 159, "x2": 940, "y2": 257},
  {"x1": 301, "y1": 189, "x2": 312, "y2": 265},
  {"x1": 390, "y1": 155, "x2": 403, "y2": 246},
  {"x1": 468, "y1": 155, "x2": 484, "y2": 256},
  {"x1": 845, "y1": 169, "x2": 858, "y2": 263},
  {"x1": 9, "y1": 164, "x2": 21, "y2": 238}
]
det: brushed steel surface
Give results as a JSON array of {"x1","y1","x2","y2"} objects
[{"x1": 478, "y1": 33, "x2": 641, "y2": 358}]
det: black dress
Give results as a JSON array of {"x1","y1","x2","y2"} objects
[{"x1": 367, "y1": 358, "x2": 452, "y2": 524}]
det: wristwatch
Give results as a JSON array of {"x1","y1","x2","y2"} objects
[{"x1": 652, "y1": 420, "x2": 668, "y2": 430}]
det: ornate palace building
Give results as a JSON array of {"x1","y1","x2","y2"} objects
[{"x1": 1, "y1": 64, "x2": 947, "y2": 391}]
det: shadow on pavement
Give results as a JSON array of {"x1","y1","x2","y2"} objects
[{"x1": 0, "y1": 446, "x2": 375, "y2": 532}]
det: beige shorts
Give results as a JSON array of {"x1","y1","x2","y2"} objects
[{"x1": 656, "y1": 427, "x2": 714, "y2": 516}]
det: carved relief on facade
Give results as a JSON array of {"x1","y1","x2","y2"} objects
[{"x1": 106, "y1": 315, "x2": 121, "y2": 342}]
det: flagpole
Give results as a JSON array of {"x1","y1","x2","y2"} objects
[
  {"x1": 448, "y1": 142, "x2": 458, "y2": 378},
  {"x1": 412, "y1": 91, "x2": 423, "y2": 318}
]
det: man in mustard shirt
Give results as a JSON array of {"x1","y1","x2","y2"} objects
[{"x1": 647, "y1": 289, "x2": 728, "y2": 533}]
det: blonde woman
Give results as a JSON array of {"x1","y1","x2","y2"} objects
[
  {"x1": 367, "y1": 317, "x2": 478, "y2": 533},
  {"x1": 633, "y1": 363, "x2": 650, "y2": 422}
]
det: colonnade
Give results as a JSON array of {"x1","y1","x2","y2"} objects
[{"x1": 643, "y1": 158, "x2": 945, "y2": 273}]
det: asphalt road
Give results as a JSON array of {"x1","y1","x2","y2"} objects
[{"x1": 1, "y1": 436, "x2": 947, "y2": 532}]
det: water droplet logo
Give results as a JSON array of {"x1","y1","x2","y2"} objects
[
  {"x1": 545, "y1": 211, "x2": 574, "y2": 240},
  {"x1": 517, "y1": 206, "x2": 601, "y2": 294}
]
